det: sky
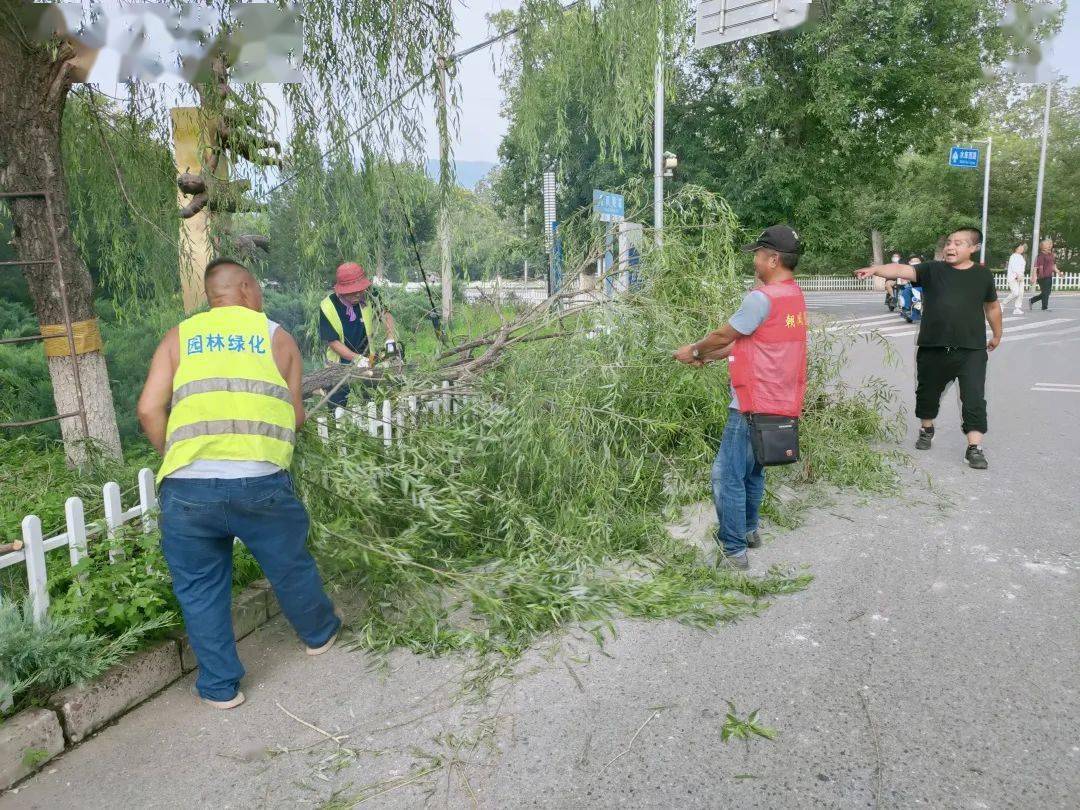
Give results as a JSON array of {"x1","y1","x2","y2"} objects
[
  {"x1": 420, "y1": 0, "x2": 524, "y2": 163},
  {"x1": 82, "y1": 0, "x2": 1079, "y2": 166},
  {"x1": 435, "y1": 0, "x2": 1080, "y2": 163}
]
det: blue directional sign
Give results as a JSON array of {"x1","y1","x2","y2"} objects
[
  {"x1": 593, "y1": 189, "x2": 625, "y2": 222},
  {"x1": 949, "y1": 146, "x2": 980, "y2": 169}
]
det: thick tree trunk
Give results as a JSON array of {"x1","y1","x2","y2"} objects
[
  {"x1": 870, "y1": 228, "x2": 884, "y2": 266},
  {"x1": 0, "y1": 36, "x2": 122, "y2": 464}
]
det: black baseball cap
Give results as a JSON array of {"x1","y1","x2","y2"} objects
[{"x1": 742, "y1": 225, "x2": 803, "y2": 254}]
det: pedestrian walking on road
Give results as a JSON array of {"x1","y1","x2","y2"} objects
[
  {"x1": 855, "y1": 228, "x2": 1002, "y2": 469},
  {"x1": 1029, "y1": 239, "x2": 1061, "y2": 311},
  {"x1": 674, "y1": 225, "x2": 808, "y2": 571},
  {"x1": 1002, "y1": 243, "x2": 1027, "y2": 315},
  {"x1": 138, "y1": 258, "x2": 342, "y2": 710}
]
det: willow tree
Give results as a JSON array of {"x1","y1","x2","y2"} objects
[
  {"x1": 0, "y1": 13, "x2": 123, "y2": 462},
  {"x1": 493, "y1": 0, "x2": 689, "y2": 227},
  {"x1": 0, "y1": 0, "x2": 454, "y2": 464}
]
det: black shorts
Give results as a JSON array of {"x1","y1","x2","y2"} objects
[{"x1": 915, "y1": 347, "x2": 987, "y2": 435}]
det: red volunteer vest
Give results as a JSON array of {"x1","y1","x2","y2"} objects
[{"x1": 729, "y1": 278, "x2": 808, "y2": 417}]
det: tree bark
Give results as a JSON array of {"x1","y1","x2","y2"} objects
[
  {"x1": 435, "y1": 56, "x2": 453, "y2": 326},
  {"x1": 0, "y1": 35, "x2": 122, "y2": 463},
  {"x1": 870, "y1": 228, "x2": 884, "y2": 267}
]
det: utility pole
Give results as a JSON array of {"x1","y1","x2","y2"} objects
[
  {"x1": 652, "y1": 22, "x2": 664, "y2": 246},
  {"x1": 436, "y1": 55, "x2": 453, "y2": 326},
  {"x1": 1029, "y1": 83, "x2": 1052, "y2": 277},
  {"x1": 980, "y1": 135, "x2": 992, "y2": 266},
  {"x1": 523, "y1": 187, "x2": 529, "y2": 286}
]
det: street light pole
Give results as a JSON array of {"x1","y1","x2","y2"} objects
[
  {"x1": 1030, "y1": 83, "x2": 1052, "y2": 277},
  {"x1": 653, "y1": 23, "x2": 664, "y2": 246},
  {"x1": 980, "y1": 135, "x2": 992, "y2": 265}
]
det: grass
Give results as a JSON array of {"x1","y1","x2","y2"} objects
[{"x1": 721, "y1": 701, "x2": 778, "y2": 743}]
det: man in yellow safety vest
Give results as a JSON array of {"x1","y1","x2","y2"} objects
[
  {"x1": 318, "y1": 262, "x2": 396, "y2": 407},
  {"x1": 137, "y1": 257, "x2": 341, "y2": 710}
]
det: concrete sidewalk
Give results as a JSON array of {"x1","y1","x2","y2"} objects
[{"x1": 4, "y1": 314, "x2": 1078, "y2": 808}]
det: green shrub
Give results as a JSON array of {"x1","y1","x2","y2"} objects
[
  {"x1": 0, "y1": 599, "x2": 175, "y2": 713},
  {"x1": 46, "y1": 524, "x2": 181, "y2": 641},
  {"x1": 0, "y1": 299, "x2": 36, "y2": 338}
]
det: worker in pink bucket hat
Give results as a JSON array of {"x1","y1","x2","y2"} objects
[{"x1": 318, "y1": 262, "x2": 397, "y2": 407}]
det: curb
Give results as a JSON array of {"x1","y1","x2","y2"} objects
[{"x1": 0, "y1": 579, "x2": 281, "y2": 794}]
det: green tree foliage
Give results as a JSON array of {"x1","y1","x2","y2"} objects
[
  {"x1": 62, "y1": 92, "x2": 182, "y2": 307},
  {"x1": 884, "y1": 81, "x2": 1080, "y2": 268},
  {"x1": 492, "y1": 0, "x2": 686, "y2": 234},
  {"x1": 494, "y1": 0, "x2": 1039, "y2": 272},
  {"x1": 665, "y1": 0, "x2": 1006, "y2": 271}
]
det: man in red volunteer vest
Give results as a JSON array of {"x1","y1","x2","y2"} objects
[{"x1": 674, "y1": 225, "x2": 808, "y2": 570}]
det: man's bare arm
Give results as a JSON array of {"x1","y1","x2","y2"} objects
[
  {"x1": 137, "y1": 328, "x2": 178, "y2": 455},
  {"x1": 984, "y1": 301, "x2": 1003, "y2": 351},
  {"x1": 854, "y1": 263, "x2": 918, "y2": 282},
  {"x1": 674, "y1": 323, "x2": 740, "y2": 365},
  {"x1": 273, "y1": 327, "x2": 307, "y2": 428}
]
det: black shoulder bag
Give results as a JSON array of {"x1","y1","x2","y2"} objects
[{"x1": 746, "y1": 414, "x2": 800, "y2": 466}]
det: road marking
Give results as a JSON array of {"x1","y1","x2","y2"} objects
[
  {"x1": 878, "y1": 318, "x2": 1072, "y2": 340},
  {"x1": 828, "y1": 314, "x2": 1028, "y2": 335},
  {"x1": 990, "y1": 323, "x2": 1080, "y2": 343},
  {"x1": 828, "y1": 313, "x2": 901, "y2": 325},
  {"x1": 1031, "y1": 386, "x2": 1080, "y2": 394},
  {"x1": 1033, "y1": 382, "x2": 1080, "y2": 390}
]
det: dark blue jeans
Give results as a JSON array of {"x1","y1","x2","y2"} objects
[
  {"x1": 712, "y1": 411, "x2": 766, "y2": 556},
  {"x1": 159, "y1": 471, "x2": 340, "y2": 701}
]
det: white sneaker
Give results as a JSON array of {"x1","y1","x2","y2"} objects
[
  {"x1": 199, "y1": 691, "x2": 246, "y2": 710},
  {"x1": 306, "y1": 607, "x2": 344, "y2": 656}
]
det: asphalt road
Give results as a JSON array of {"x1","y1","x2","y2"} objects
[{"x1": 4, "y1": 293, "x2": 1078, "y2": 809}]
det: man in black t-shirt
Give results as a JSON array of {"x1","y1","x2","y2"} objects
[{"x1": 855, "y1": 228, "x2": 1002, "y2": 470}]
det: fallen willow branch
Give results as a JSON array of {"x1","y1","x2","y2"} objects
[{"x1": 301, "y1": 364, "x2": 396, "y2": 398}]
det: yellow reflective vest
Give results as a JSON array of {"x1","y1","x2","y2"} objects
[
  {"x1": 320, "y1": 294, "x2": 375, "y2": 364},
  {"x1": 157, "y1": 306, "x2": 296, "y2": 483}
]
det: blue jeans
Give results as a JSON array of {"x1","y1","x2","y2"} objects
[
  {"x1": 159, "y1": 471, "x2": 340, "y2": 701},
  {"x1": 712, "y1": 411, "x2": 766, "y2": 556}
]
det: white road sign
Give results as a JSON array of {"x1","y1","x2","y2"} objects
[{"x1": 695, "y1": 0, "x2": 815, "y2": 50}]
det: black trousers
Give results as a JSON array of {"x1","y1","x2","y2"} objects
[
  {"x1": 915, "y1": 347, "x2": 988, "y2": 435},
  {"x1": 1029, "y1": 276, "x2": 1053, "y2": 310}
]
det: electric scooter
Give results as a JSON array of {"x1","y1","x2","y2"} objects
[{"x1": 897, "y1": 282, "x2": 923, "y2": 323}]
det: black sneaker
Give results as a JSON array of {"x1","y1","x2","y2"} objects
[
  {"x1": 746, "y1": 530, "x2": 762, "y2": 549},
  {"x1": 965, "y1": 445, "x2": 988, "y2": 470},
  {"x1": 915, "y1": 428, "x2": 934, "y2": 450}
]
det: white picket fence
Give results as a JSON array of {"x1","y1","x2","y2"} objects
[
  {"x1": 1, "y1": 382, "x2": 463, "y2": 632},
  {"x1": 993, "y1": 271, "x2": 1080, "y2": 292},
  {"x1": 795, "y1": 272, "x2": 1080, "y2": 293},
  {"x1": 316, "y1": 382, "x2": 458, "y2": 448},
  {"x1": 0, "y1": 469, "x2": 159, "y2": 627}
]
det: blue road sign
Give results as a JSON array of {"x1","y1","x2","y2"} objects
[
  {"x1": 593, "y1": 189, "x2": 625, "y2": 222},
  {"x1": 949, "y1": 146, "x2": 980, "y2": 169}
]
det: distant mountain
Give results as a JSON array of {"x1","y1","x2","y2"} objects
[{"x1": 424, "y1": 159, "x2": 496, "y2": 191}]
